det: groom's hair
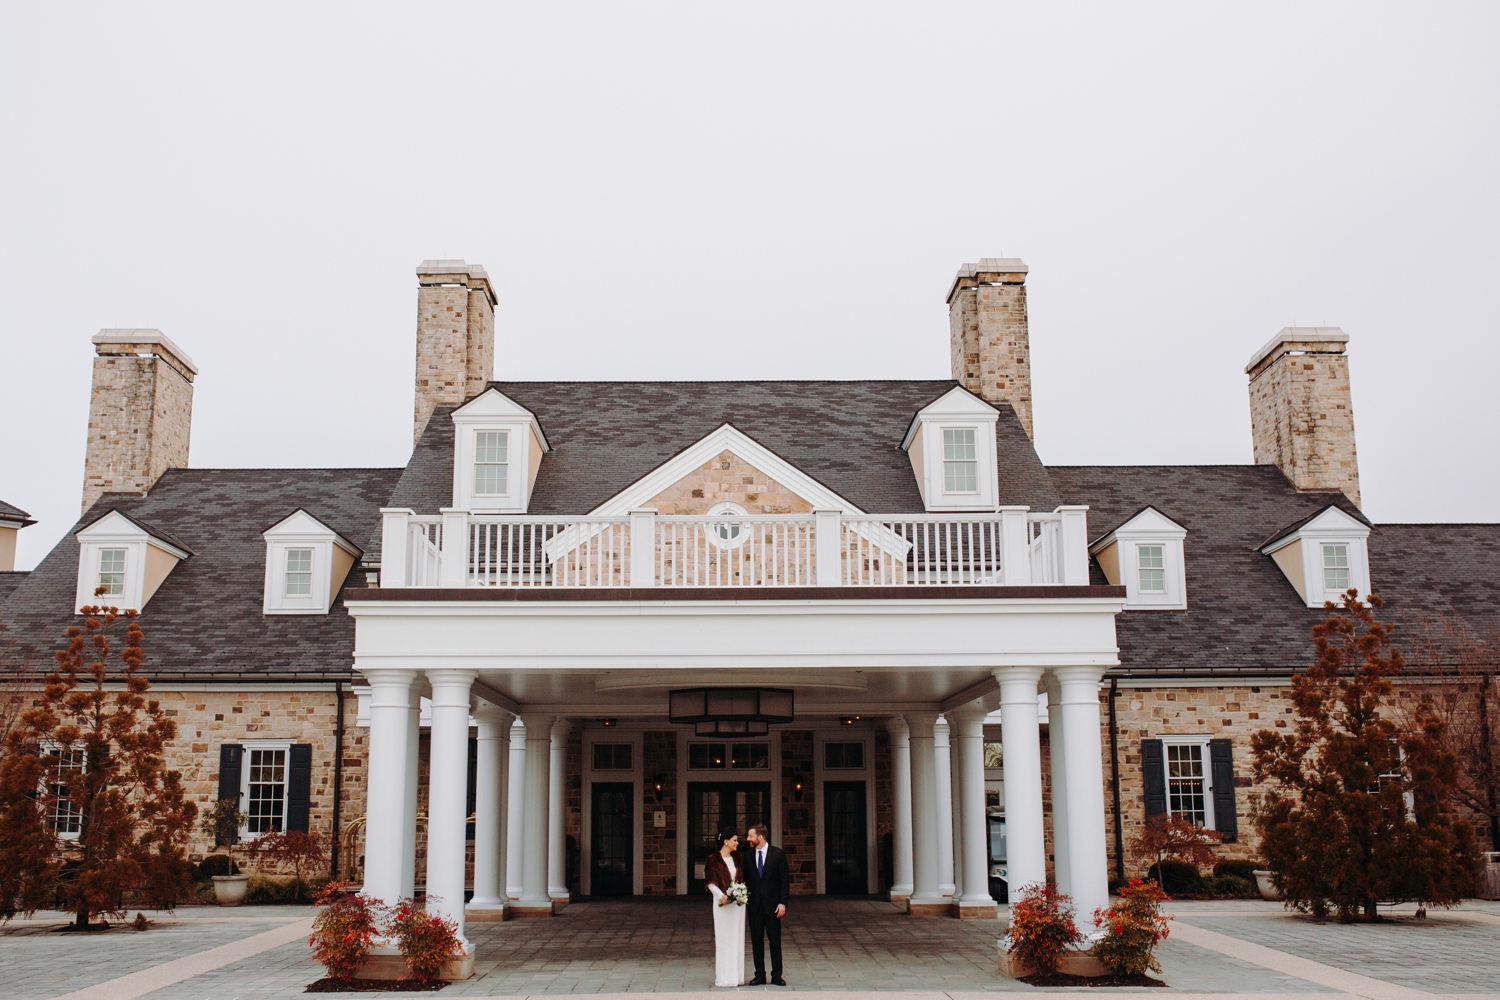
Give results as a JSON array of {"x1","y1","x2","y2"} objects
[{"x1": 749, "y1": 824, "x2": 768, "y2": 838}]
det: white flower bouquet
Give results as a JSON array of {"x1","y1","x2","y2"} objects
[{"x1": 726, "y1": 881, "x2": 749, "y2": 906}]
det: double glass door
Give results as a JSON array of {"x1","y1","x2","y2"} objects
[
  {"x1": 687, "y1": 782, "x2": 770, "y2": 896},
  {"x1": 590, "y1": 783, "x2": 634, "y2": 896}
]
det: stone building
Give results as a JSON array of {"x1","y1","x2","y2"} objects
[{"x1": 2, "y1": 257, "x2": 1496, "y2": 977}]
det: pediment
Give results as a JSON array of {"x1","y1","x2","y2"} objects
[
  {"x1": 263, "y1": 509, "x2": 361, "y2": 555},
  {"x1": 900, "y1": 385, "x2": 999, "y2": 450},
  {"x1": 451, "y1": 387, "x2": 549, "y2": 449},
  {"x1": 1090, "y1": 506, "x2": 1187, "y2": 551}
]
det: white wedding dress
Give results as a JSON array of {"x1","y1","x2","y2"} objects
[{"x1": 709, "y1": 853, "x2": 746, "y2": 987}]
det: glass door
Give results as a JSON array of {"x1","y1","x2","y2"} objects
[
  {"x1": 590, "y1": 783, "x2": 634, "y2": 896},
  {"x1": 686, "y1": 782, "x2": 770, "y2": 896},
  {"x1": 823, "y1": 780, "x2": 868, "y2": 894}
]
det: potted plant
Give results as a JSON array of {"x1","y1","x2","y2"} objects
[{"x1": 199, "y1": 798, "x2": 250, "y2": 905}]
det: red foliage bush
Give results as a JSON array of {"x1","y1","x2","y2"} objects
[
  {"x1": 1004, "y1": 882, "x2": 1080, "y2": 974},
  {"x1": 387, "y1": 896, "x2": 462, "y2": 984},
  {"x1": 1091, "y1": 878, "x2": 1172, "y2": 976},
  {"x1": 308, "y1": 881, "x2": 381, "y2": 982}
]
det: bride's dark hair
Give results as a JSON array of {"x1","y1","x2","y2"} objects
[{"x1": 717, "y1": 827, "x2": 739, "y2": 847}]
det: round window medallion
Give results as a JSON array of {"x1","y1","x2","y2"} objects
[{"x1": 705, "y1": 501, "x2": 750, "y2": 549}]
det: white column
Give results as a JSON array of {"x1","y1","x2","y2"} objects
[
  {"x1": 950, "y1": 705, "x2": 998, "y2": 916},
  {"x1": 361, "y1": 669, "x2": 418, "y2": 906},
  {"x1": 1043, "y1": 672, "x2": 1072, "y2": 896},
  {"x1": 399, "y1": 677, "x2": 422, "y2": 899},
  {"x1": 548, "y1": 718, "x2": 571, "y2": 902},
  {"x1": 469, "y1": 703, "x2": 511, "y2": 912},
  {"x1": 934, "y1": 718, "x2": 956, "y2": 898},
  {"x1": 1054, "y1": 666, "x2": 1111, "y2": 923},
  {"x1": 505, "y1": 722, "x2": 526, "y2": 900},
  {"x1": 424, "y1": 669, "x2": 476, "y2": 947},
  {"x1": 885, "y1": 716, "x2": 914, "y2": 901},
  {"x1": 906, "y1": 712, "x2": 945, "y2": 911},
  {"x1": 517, "y1": 712, "x2": 556, "y2": 914},
  {"x1": 995, "y1": 666, "x2": 1047, "y2": 897}
]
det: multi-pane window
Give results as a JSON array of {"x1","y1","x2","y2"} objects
[
  {"x1": 591, "y1": 743, "x2": 633, "y2": 771},
  {"x1": 1322, "y1": 543, "x2": 1350, "y2": 592},
  {"x1": 97, "y1": 548, "x2": 126, "y2": 596},
  {"x1": 1164, "y1": 742, "x2": 1211, "y2": 827},
  {"x1": 473, "y1": 430, "x2": 508, "y2": 496},
  {"x1": 688, "y1": 742, "x2": 769, "y2": 770},
  {"x1": 1137, "y1": 544, "x2": 1166, "y2": 593},
  {"x1": 823, "y1": 742, "x2": 865, "y2": 769},
  {"x1": 284, "y1": 548, "x2": 313, "y2": 597},
  {"x1": 942, "y1": 429, "x2": 978, "y2": 492},
  {"x1": 245, "y1": 747, "x2": 288, "y2": 834},
  {"x1": 47, "y1": 746, "x2": 85, "y2": 837}
]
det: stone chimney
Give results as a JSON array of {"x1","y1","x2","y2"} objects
[
  {"x1": 413, "y1": 260, "x2": 497, "y2": 445},
  {"x1": 1245, "y1": 327, "x2": 1360, "y2": 508},
  {"x1": 947, "y1": 258, "x2": 1033, "y2": 441},
  {"x1": 82, "y1": 330, "x2": 197, "y2": 512}
]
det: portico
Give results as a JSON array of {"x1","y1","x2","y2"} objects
[{"x1": 347, "y1": 581, "x2": 1123, "y2": 964}]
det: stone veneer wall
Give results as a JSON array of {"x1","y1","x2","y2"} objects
[
  {"x1": 1247, "y1": 341, "x2": 1360, "y2": 508},
  {"x1": 779, "y1": 730, "x2": 817, "y2": 895},
  {"x1": 641, "y1": 731, "x2": 679, "y2": 894},
  {"x1": 647, "y1": 451, "x2": 814, "y2": 516},
  {"x1": 82, "y1": 351, "x2": 193, "y2": 512}
]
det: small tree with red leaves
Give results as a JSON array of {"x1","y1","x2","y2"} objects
[
  {"x1": 1004, "y1": 882, "x2": 1080, "y2": 974},
  {"x1": 1252, "y1": 591, "x2": 1482, "y2": 922},
  {"x1": 0, "y1": 592, "x2": 197, "y2": 927},
  {"x1": 387, "y1": 896, "x2": 462, "y2": 984},
  {"x1": 1091, "y1": 879, "x2": 1171, "y2": 976},
  {"x1": 1130, "y1": 815, "x2": 1223, "y2": 891},
  {"x1": 309, "y1": 881, "x2": 381, "y2": 982},
  {"x1": 256, "y1": 829, "x2": 326, "y2": 900}
]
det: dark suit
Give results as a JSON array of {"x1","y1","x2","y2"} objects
[{"x1": 741, "y1": 842, "x2": 790, "y2": 980}]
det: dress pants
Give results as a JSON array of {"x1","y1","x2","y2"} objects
[{"x1": 748, "y1": 906, "x2": 782, "y2": 979}]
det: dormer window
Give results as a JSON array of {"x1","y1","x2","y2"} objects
[
  {"x1": 263, "y1": 510, "x2": 362, "y2": 615},
  {"x1": 451, "y1": 389, "x2": 548, "y2": 513},
  {"x1": 1258, "y1": 505, "x2": 1371, "y2": 608},
  {"x1": 98, "y1": 548, "x2": 127, "y2": 596},
  {"x1": 1089, "y1": 507, "x2": 1188, "y2": 610},
  {"x1": 474, "y1": 430, "x2": 509, "y2": 496},
  {"x1": 942, "y1": 429, "x2": 978, "y2": 493},
  {"x1": 901, "y1": 387, "x2": 1001, "y2": 512}
]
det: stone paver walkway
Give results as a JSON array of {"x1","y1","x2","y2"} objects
[{"x1": 1, "y1": 898, "x2": 1497, "y2": 999}]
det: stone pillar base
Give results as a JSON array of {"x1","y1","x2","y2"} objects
[
  {"x1": 955, "y1": 901, "x2": 998, "y2": 919},
  {"x1": 888, "y1": 892, "x2": 910, "y2": 907},
  {"x1": 465, "y1": 904, "x2": 507, "y2": 923},
  {"x1": 907, "y1": 900, "x2": 953, "y2": 916},
  {"x1": 997, "y1": 946, "x2": 1108, "y2": 979},
  {"x1": 357, "y1": 945, "x2": 475, "y2": 981},
  {"x1": 507, "y1": 901, "x2": 558, "y2": 918}
]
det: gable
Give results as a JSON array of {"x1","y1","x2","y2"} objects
[{"x1": 645, "y1": 451, "x2": 815, "y2": 516}]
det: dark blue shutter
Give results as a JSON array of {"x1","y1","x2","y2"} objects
[
  {"x1": 286, "y1": 744, "x2": 313, "y2": 833},
  {"x1": 1142, "y1": 739, "x2": 1166, "y2": 820},
  {"x1": 1209, "y1": 739, "x2": 1237, "y2": 841},
  {"x1": 216, "y1": 744, "x2": 243, "y2": 846}
]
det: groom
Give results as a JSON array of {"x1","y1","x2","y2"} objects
[{"x1": 741, "y1": 824, "x2": 790, "y2": 986}]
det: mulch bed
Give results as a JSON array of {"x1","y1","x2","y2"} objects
[
  {"x1": 306, "y1": 978, "x2": 447, "y2": 993},
  {"x1": 1019, "y1": 972, "x2": 1167, "y2": 988}
]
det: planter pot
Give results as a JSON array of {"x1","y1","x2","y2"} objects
[
  {"x1": 355, "y1": 944, "x2": 475, "y2": 981},
  {"x1": 1252, "y1": 870, "x2": 1281, "y2": 901},
  {"x1": 997, "y1": 943, "x2": 1110, "y2": 979},
  {"x1": 211, "y1": 874, "x2": 250, "y2": 906}
]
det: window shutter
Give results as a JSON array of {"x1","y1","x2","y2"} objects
[
  {"x1": 216, "y1": 744, "x2": 244, "y2": 846},
  {"x1": 1208, "y1": 739, "x2": 1237, "y2": 841},
  {"x1": 1142, "y1": 739, "x2": 1166, "y2": 820},
  {"x1": 286, "y1": 744, "x2": 313, "y2": 833}
]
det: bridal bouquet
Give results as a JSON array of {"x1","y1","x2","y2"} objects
[{"x1": 726, "y1": 881, "x2": 750, "y2": 906}]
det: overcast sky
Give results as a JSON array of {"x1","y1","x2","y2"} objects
[{"x1": 3, "y1": 3, "x2": 1497, "y2": 571}]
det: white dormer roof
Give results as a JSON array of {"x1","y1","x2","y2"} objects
[
  {"x1": 451, "y1": 388, "x2": 550, "y2": 513},
  {"x1": 1259, "y1": 505, "x2": 1372, "y2": 608},
  {"x1": 74, "y1": 509, "x2": 192, "y2": 613},
  {"x1": 1089, "y1": 506, "x2": 1189, "y2": 610},
  {"x1": 901, "y1": 386, "x2": 1001, "y2": 512},
  {"x1": 262, "y1": 509, "x2": 362, "y2": 615}
]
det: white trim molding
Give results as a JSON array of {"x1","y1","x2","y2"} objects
[
  {"x1": 1089, "y1": 506, "x2": 1188, "y2": 610},
  {"x1": 450, "y1": 388, "x2": 550, "y2": 513},
  {"x1": 1259, "y1": 506, "x2": 1371, "y2": 608},
  {"x1": 901, "y1": 386, "x2": 1001, "y2": 512},
  {"x1": 74, "y1": 510, "x2": 190, "y2": 613},
  {"x1": 263, "y1": 509, "x2": 362, "y2": 615}
]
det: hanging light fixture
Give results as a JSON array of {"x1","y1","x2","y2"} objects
[{"x1": 669, "y1": 688, "x2": 794, "y2": 735}]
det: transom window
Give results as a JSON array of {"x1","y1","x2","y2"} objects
[
  {"x1": 942, "y1": 429, "x2": 978, "y2": 492},
  {"x1": 97, "y1": 548, "x2": 126, "y2": 597},
  {"x1": 474, "y1": 430, "x2": 509, "y2": 496},
  {"x1": 823, "y1": 741, "x2": 865, "y2": 769},
  {"x1": 1322, "y1": 543, "x2": 1350, "y2": 592},
  {"x1": 592, "y1": 743, "x2": 633, "y2": 771},
  {"x1": 46, "y1": 745, "x2": 85, "y2": 838},
  {"x1": 1164, "y1": 741, "x2": 1213, "y2": 827},
  {"x1": 245, "y1": 747, "x2": 288, "y2": 834},
  {"x1": 689, "y1": 742, "x2": 769, "y2": 770},
  {"x1": 1137, "y1": 544, "x2": 1166, "y2": 593},
  {"x1": 283, "y1": 548, "x2": 313, "y2": 597}
]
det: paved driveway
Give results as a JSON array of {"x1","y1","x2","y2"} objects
[{"x1": 2, "y1": 897, "x2": 1497, "y2": 999}]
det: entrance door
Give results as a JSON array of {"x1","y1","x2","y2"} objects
[
  {"x1": 823, "y1": 780, "x2": 868, "y2": 895},
  {"x1": 590, "y1": 783, "x2": 634, "y2": 896},
  {"x1": 687, "y1": 782, "x2": 770, "y2": 895}
]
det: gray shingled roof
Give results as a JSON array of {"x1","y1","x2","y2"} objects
[
  {"x1": 0, "y1": 500, "x2": 36, "y2": 526},
  {"x1": 1047, "y1": 465, "x2": 1500, "y2": 678},
  {"x1": 0, "y1": 572, "x2": 29, "y2": 604},
  {"x1": 0, "y1": 467, "x2": 401, "y2": 679},
  {"x1": 380, "y1": 380, "x2": 1058, "y2": 557}
]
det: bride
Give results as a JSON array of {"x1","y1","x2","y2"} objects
[{"x1": 704, "y1": 827, "x2": 747, "y2": 988}]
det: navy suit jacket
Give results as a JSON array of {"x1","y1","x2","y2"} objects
[{"x1": 741, "y1": 843, "x2": 790, "y2": 914}]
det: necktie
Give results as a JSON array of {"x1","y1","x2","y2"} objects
[{"x1": 758, "y1": 849, "x2": 764, "y2": 876}]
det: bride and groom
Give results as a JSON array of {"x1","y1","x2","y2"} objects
[{"x1": 704, "y1": 823, "x2": 790, "y2": 989}]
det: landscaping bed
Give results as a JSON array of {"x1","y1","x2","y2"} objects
[
  {"x1": 1019, "y1": 971, "x2": 1166, "y2": 988},
  {"x1": 306, "y1": 978, "x2": 446, "y2": 993}
]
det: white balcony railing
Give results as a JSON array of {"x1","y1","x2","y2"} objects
[{"x1": 378, "y1": 506, "x2": 1091, "y2": 590}]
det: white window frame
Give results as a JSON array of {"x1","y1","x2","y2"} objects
[
  {"x1": 580, "y1": 729, "x2": 644, "y2": 898},
  {"x1": 450, "y1": 389, "x2": 549, "y2": 514},
  {"x1": 941, "y1": 428, "x2": 979, "y2": 495},
  {"x1": 239, "y1": 739, "x2": 293, "y2": 839},
  {"x1": 283, "y1": 547, "x2": 314, "y2": 598},
  {"x1": 73, "y1": 510, "x2": 190, "y2": 613},
  {"x1": 97, "y1": 548, "x2": 127, "y2": 597},
  {"x1": 40, "y1": 741, "x2": 86, "y2": 840},
  {"x1": 901, "y1": 386, "x2": 1001, "y2": 512},
  {"x1": 263, "y1": 510, "x2": 359, "y2": 615},
  {"x1": 1136, "y1": 543, "x2": 1167, "y2": 594},
  {"x1": 1321, "y1": 542, "x2": 1351, "y2": 594},
  {"x1": 471, "y1": 429, "x2": 511, "y2": 499},
  {"x1": 1160, "y1": 735, "x2": 1214, "y2": 829},
  {"x1": 1260, "y1": 507, "x2": 1372, "y2": 608},
  {"x1": 1089, "y1": 507, "x2": 1188, "y2": 610},
  {"x1": 812, "y1": 728, "x2": 877, "y2": 895}
]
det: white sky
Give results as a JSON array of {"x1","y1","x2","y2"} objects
[{"x1": 3, "y1": 3, "x2": 1498, "y2": 571}]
